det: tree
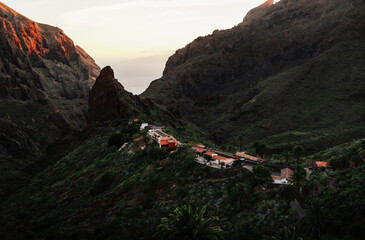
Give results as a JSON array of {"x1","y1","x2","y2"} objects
[
  {"x1": 262, "y1": 227, "x2": 303, "y2": 240},
  {"x1": 252, "y1": 141, "x2": 268, "y2": 158},
  {"x1": 236, "y1": 135, "x2": 245, "y2": 151},
  {"x1": 281, "y1": 150, "x2": 292, "y2": 164},
  {"x1": 154, "y1": 205, "x2": 224, "y2": 240},
  {"x1": 293, "y1": 145, "x2": 305, "y2": 163},
  {"x1": 108, "y1": 132, "x2": 127, "y2": 148},
  {"x1": 278, "y1": 184, "x2": 299, "y2": 207},
  {"x1": 328, "y1": 154, "x2": 350, "y2": 170},
  {"x1": 253, "y1": 165, "x2": 272, "y2": 186},
  {"x1": 289, "y1": 164, "x2": 306, "y2": 187},
  {"x1": 150, "y1": 145, "x2": 167, "y2": 161},
  {"x1": 229, "y1": 182, "x2": 250, "y2": 210}
]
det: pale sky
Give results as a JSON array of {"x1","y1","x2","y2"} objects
[{"x1": 2, "y1": 0, "x2": 280, "y2": 93}]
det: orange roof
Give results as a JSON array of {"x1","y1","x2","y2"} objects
[
  {"x1": 195, "y1": 148, "x2": 204, "y2": 153},
  {"x1": 213, "y1": 155, "x2": 227, "y2": 161},
  {"x1": 281, "y1": 168, "x2": 294, "y2": 180},
  {"x1": 160, "y1": 140, "x2": 169, "y2": 145},
  {"x1": 133, "y1": 137, "x2": 143, "y2": 142},
  {"x1": 205, "y1": 151, "x2": 215, "y2": 156},
  {"x1": 235, "y1": 152, "x2": 264, "y2": 162},
  {"x1": 272, "y1": 176, "x2": 281, "y2": 181},
  {"x1": 196, "y1": 144, "x2": 205, "y2": 148},
  {"x1": 133, "y1": 119, "x2": 139, "y2": 122},
  {"x1": 316, "y1": 161, "x2": 328, "y2": 168}
]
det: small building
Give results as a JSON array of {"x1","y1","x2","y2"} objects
[
  {"x1": 281, "y1": 168, "x2": 294, "y2": 180},
  {"x1": 140, "y1": 123, "x2": 149, "y2": 130},
  {"x1": 235, "y1": 152, "x2": 265, "y2": 163},
  {"x1": 272, "y1": 168, "x2": 294, "y2": 185},
  {"x1": 213, "y1": 155, "x2": 235, "y2": 166},
  {"x1": 195, "y1": 148, "x2": 205, "y2": 155}
]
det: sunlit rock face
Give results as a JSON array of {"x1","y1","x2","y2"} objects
[
  {"x1": 142, "y1": 0, "x2": 365, "y2": 145},
  {"x1": 0, "y1": 2, "x2": 100, "y2": 160}
]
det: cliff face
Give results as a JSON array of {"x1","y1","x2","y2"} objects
[
  {"x1": 88, "y1": 66, "x2": 140, "y2": 123},
  {"x1": 141, "y1": 0, "x2": 365, "y2": 149},
  {"x1": 0, "y1": 2, "x2": 100, "y2": 161}
]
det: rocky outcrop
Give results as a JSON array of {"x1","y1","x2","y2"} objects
[
  {"x1": 89, "y1": 66, "x2": 127, "y2": 123},
  {"x1": 141, "y1": 0, "x2": 365, "y2": 148},
  {"x1": 88, "y1": 66, "x2": 144, "y2": 123},
  {"x1": 0, "y1": 2, "x2": 100, "y2": 161}
]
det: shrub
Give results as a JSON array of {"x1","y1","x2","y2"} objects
[
  {"x1": 108, "y1": 132, "x2": 127, "y2": 148},
  {"x1": 91, "y1": 170, "x2": 116, "y2": 195}
]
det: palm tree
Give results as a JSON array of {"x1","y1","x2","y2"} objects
[
  {"x1": 236, "y1": 135, "x2": 245, "y2": 151},
  {"x1": 293, "y1": 145, "x2": 305, "y2": 164},
  {"x1": 154, "y1": 205, "x2": 224, "y2": 240},
  {"x1": 281, "y1": 150, "x2": 292, "y2": 164},
  {"x1": 262, "y1": 227, "x2": 303, "y2": 240},
  {"x1": 278, "y1": 184, "x2": 299, "y2": 207},
  {"x1": 252, "y1": 141, "x2": 268, "y2": 158},
  {"x1": 230, "y1": 182, "x2": 250, "y2": 210}
]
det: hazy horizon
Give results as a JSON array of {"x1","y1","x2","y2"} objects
[{"x1": 2, "y1": 0, "x2": 281, "y2": 94}]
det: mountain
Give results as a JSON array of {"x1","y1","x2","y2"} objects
[
  {"x1": 141, "y1": 0, "x2": 365, "y2": 152},
  {"x1": 0, "y1": 2, "x2": 100, "y2": 164}
]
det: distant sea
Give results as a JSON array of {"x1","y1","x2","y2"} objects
[{"x1": 100, "y1": 54, "x2": 171, "y2": 95}]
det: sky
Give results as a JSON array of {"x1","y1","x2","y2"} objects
[{"x1": 2, "y1": 0, "x2": 280, "y2": 94}]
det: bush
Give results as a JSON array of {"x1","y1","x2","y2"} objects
[
  {"x1": 91, "y1": 171, "x2": 116, "y2": 195},
  {"x1": 108, "y1": 132, "x2": 127, "y2": 148}
]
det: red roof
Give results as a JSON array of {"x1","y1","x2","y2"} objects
[
  {"x1": 204, "y1": 151, "x2": 215, "y2": 156},
  {"x1": 316, "y1": 161, "x2": 328, "y2": 168},
  {"x1": 235, "y1": 152, "x2": 264, "y2": 162},
  {"x1": 133, "y1": 119, "x2": 139, "y2": 122},
  {"x1": 213, "y1": 155, "x2": 226, "y2": 161},
  {"x1": 196, "y1": 144, "x2": 205, "y2": 148},
  {"x1": 133, "y1": 137, "x2": 143, "y2": 142},
  {"x1": 195, "y1": 148, "x2": 204, "y2": 153}
]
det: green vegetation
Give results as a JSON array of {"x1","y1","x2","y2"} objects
[
  {"x1": 253, "y1": 141, "x2": 268, "y2": 158},
  {"x1": 253, "y1": 165, "x2": 272, "y2": 186},
  {"x1": 154, "y1": 205, "x2": 223, "y2": 240},
  {"x1": 0, "y1": 119, "x2": 364, "y2": 240}
]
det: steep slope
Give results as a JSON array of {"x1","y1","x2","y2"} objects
[
  {"x1": 0, "y1": 2, "x2": 100, "y2": 163},
  {"x1": 141, "y1": 0, "x2": 365, "y2": 150}
]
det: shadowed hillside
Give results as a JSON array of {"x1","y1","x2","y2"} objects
[{"x1": 141, "y1": 0, "x2": 365, "y2": 152}]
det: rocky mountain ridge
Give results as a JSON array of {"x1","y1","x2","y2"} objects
[
  {"x1": 0, "y1": 2, "x2": 100, "y2": 163},
  {"x1": 141, "y1": 0, "x2": 365, "y2": 151}
]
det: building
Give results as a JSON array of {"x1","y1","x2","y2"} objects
[
  {"x1": 272, "y1": 167, "x2": 294, "y2": 184},
  {"x1": 204, "y1": 151, "x2": 217, "y2": 157},
  {"x1": 235, "y1": 152, "x2": 265, "y2": 163},
  {"x1": 148, "y1": 129, "x2": 179, "y2": 150},
  {"x1": 195, "y1": 148, "x2": 205, "y2": 155},
  {"x1": 140, "y1": 123, "x2": 149, "y2": 130},
  {"x1": 213, "y1": 155, "x2": 235, "y2": 166}
]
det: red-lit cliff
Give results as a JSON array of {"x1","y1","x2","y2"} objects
[{"x1": 0, "y1": 2, "x2": 100, "y2": 161}]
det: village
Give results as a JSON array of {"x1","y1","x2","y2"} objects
[{"x1": 126, "y1": 119, "x2": 330, "y2": 186}]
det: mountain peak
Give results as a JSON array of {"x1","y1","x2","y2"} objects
[
  {"x1": 242, "y1": 0, "x2": 274, "y2": 25},
  {"x1": 88, "y1": 66, "x2": 129, "y2": 123},
  {"x1": 95, "y1": 66, "x2": 115, "y2": 84}
]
